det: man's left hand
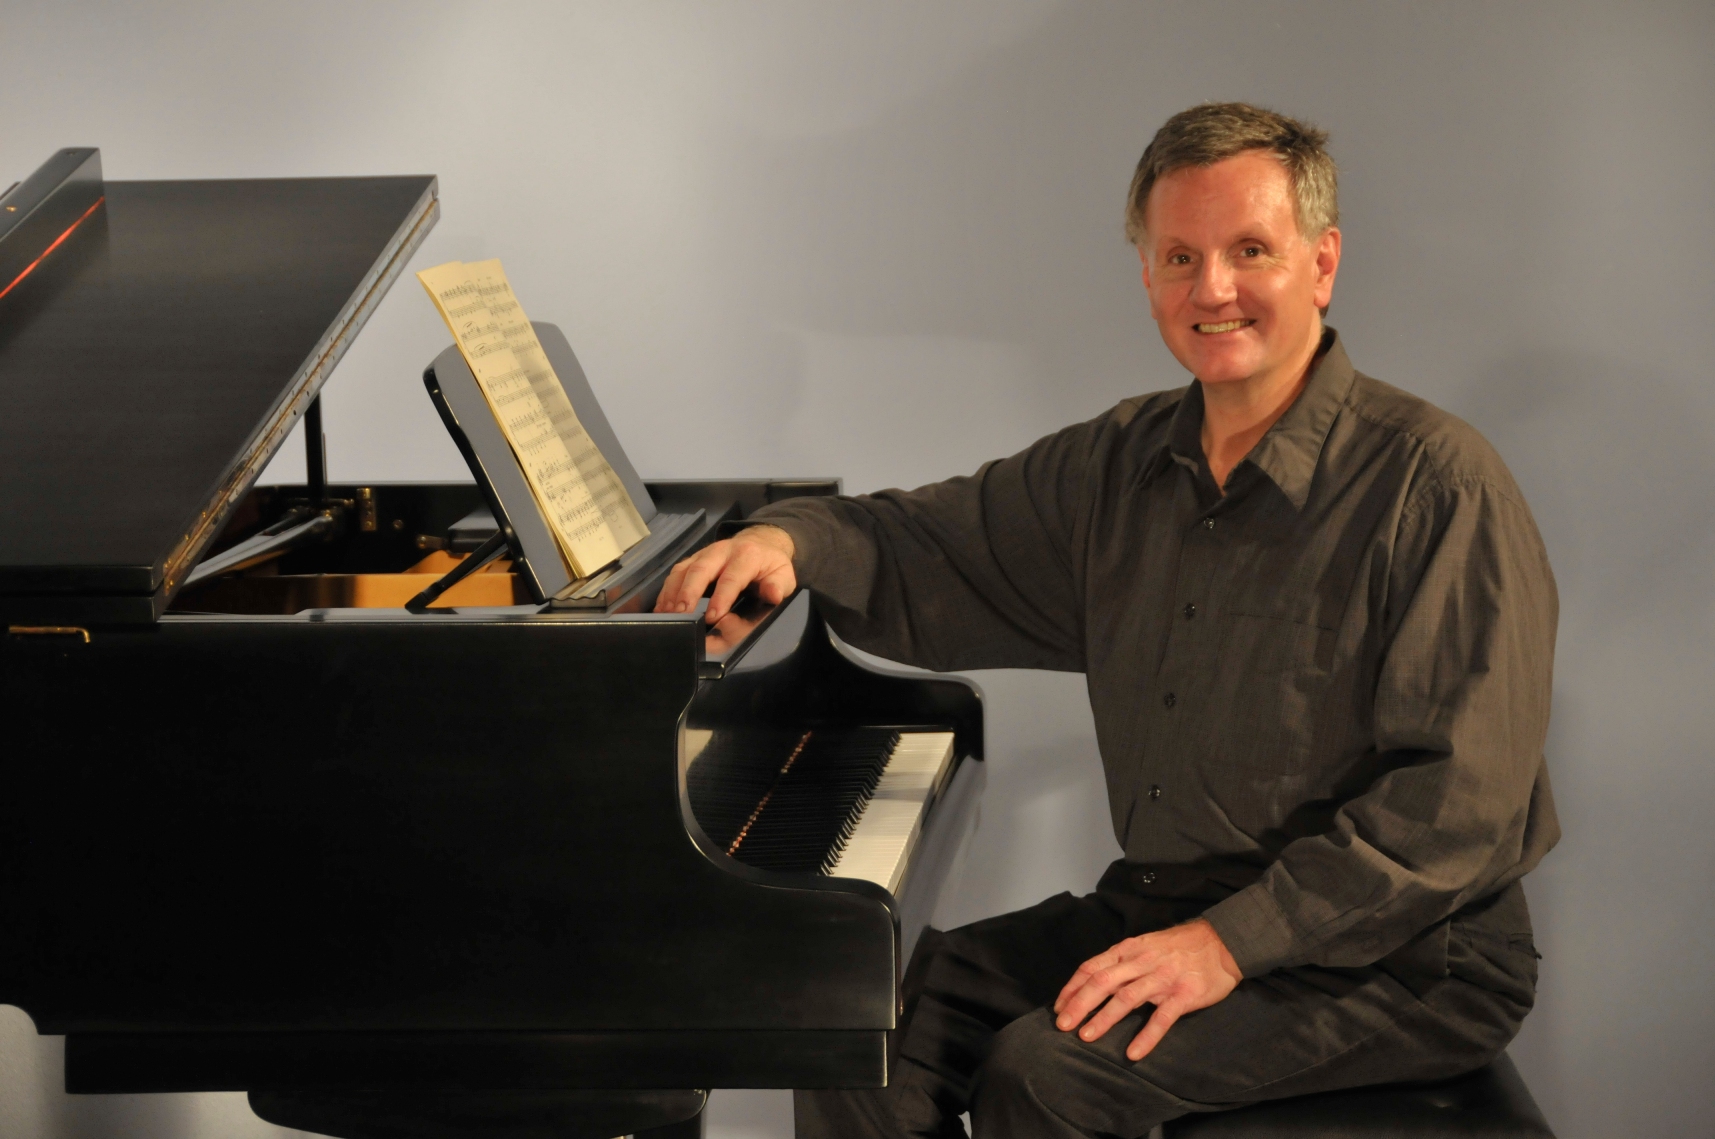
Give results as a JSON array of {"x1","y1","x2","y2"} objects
[{"x1": 1053, "y1": 918, "x2": 1243, "y2": 1062}]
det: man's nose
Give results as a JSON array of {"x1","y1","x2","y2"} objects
[{"x1": 1190, "y1": 257, "x2": 1238, "y2": 309}]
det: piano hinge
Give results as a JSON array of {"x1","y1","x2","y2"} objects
[
  {"x1": 356, "y1": 486, "x2": 378, "y2": 532},
  {"x1": 8, "y1": 625, "x2": 89, "y2": 643}
]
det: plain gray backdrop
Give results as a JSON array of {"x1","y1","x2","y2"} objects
[{"x1": 1, "y1": 3, "x2": 1710, "y2": 1137}]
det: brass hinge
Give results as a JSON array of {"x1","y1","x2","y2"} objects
[{"x1": 7, "y1": 625, "x2": 90, "y2": 643}]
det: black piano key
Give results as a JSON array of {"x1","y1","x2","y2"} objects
[
  {"x1": 684, "y1": 728, "x2": 807, "y2": 850},
  {"x1": 691, "y1": 728, "x2": 900, "y2": 874}
]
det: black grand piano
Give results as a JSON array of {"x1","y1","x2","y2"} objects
[{"x1": 0, "y1": 150, "x2": 984, "y2": 1138}]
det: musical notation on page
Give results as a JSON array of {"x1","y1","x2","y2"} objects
[
  {"x1": 417, "y1": 260, "x2": 648, "y2": 579},
  {"x1": 465, "y1": 258, "x2": 650, "y2": 552}
]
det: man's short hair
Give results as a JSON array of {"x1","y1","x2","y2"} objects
[{"x1": 1124, "y1": 102, "x2": 1338, "y2": 245}]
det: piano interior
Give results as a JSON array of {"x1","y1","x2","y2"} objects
[{"x1": 169, "y1": 483, "x2": 534, "y2": 615}]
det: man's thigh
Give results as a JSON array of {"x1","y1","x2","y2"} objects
[
  {"x1": 974, "y1": 952, "x2": 1533, "y2": 1136},
  {"x1": 796, "y1": 886, "x2": 1184, "y2": 1139},
  {"x1": 898, "y1": 888, "x2": 1199, "y2": 1085}
]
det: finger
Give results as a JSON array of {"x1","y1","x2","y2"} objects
[
  {"x1": 756, "y1": 562, "x2": 797, "y2": 605},
  {"x1": 706, "y1": 547, "x2": 770, "y2": 622},
  {"x1": 1056, "y1": 958, "x2": 1151, "y2": 1031},
  {"x1": 655, "y1": 557, "x2": 696, "y2": 612},
  {"x1": 673, "y1": 546, "x2": 733, "y2": 613},
  {"x1": 1055, "y1": 948, "x2": 1125, "y2": 1012},
  {"x1": 1055, "y1": 965, "x2": 1109, "y2": 1021},
  {"x1": 1055, "y1": 937, "x2": 1158, "y2": 1020},
  {"x1": 1124, "y1": 997, "x2": 1187, "y2": 1063},
  {"x1": 660, "y1": 553, "x2": 706, "y2": 613},
  {"x1": 1079, "y1": 975, "x2": 1168, "y2": 1042}
]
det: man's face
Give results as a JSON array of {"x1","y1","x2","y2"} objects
[{"x1": 1139, "y1": 151, "x2": 1340, "y2": 390}]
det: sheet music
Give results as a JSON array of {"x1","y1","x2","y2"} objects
[
  {"x1": 417, "y1": 260, "x2": 629, "y2": 579},
  {"x1": 465, "y1": 258, "x2": 650, "y2": 551}
]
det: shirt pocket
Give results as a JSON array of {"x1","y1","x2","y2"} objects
[{"x1": 1208, "y1": 612, "x2": 1334, "y2": 774}]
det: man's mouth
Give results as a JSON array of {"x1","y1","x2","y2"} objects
[{"x1": 1194, "y1": 319, "x2": 1255, "y2": 334}]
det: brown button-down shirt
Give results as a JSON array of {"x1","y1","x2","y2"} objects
[{"x1": 753, "y1": 330, "x2": 1559, "y2": 978}]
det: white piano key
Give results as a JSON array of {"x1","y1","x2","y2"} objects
[{"x1": 827, "y1": 731, "x2": 957, "y2": 895}]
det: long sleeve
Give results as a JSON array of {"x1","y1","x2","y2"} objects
[
  {"x1": 1202, "y1": 475, "x2": 1561, "y2": 976},
  {"x1": 748, "y1": 417, "x2": 1108, "y2": 674}
]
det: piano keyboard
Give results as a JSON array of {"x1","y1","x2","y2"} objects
[{"x1": 685, "y1": 728, "x2": 958, "y2": 895}]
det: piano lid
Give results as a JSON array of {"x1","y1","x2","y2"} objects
[{"x1": 0, "y1": 151, "x2": 438, "y2": 625}]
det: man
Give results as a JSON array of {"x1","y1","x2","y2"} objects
[{"x1": 656, "y1": 103, "x2": 1557, "y2": 1138}]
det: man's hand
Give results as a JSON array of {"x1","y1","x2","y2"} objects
[
  {"x1": 654, "y1": 525, "x2": 797, "y2": 622},
  {"x1": 1053, "y1": 918, "x2": 1242, "y2": 1062}
]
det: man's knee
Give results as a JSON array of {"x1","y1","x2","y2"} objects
[
  {"x1": 973, "y1": 1008, "x2": 1185, "y2": 1136},
  {"x1": 982, "y1": 1008, "x2": 1080, "y2": 1093},
  {"x1": 975, "y1": 1009, "x2": 1118, "y2": 1114}
]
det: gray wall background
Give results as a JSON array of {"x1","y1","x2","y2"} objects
[{"x1": 1, "y1": 2, "x2": 1710, "y2": 1136}]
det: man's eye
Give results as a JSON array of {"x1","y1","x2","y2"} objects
[
  {"x1": 1241, "y1": 246, "x2": 1262, "y2": 258},
  {"x1": 1170, "y1": 254, "x2": 1192, "y2": 265}
]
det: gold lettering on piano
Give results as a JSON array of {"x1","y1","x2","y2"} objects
[{"x1": 417, "y1": 260, "x2": 649, "y2": 579}]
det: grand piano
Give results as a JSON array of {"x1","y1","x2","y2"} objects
[{"x1": 0, "y1": 150, "x2": 984, "y2": 1138}]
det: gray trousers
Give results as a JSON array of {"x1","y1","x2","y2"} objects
[{"x1": 796, "y1": 863, "x2": 1538, "y2": 1139}]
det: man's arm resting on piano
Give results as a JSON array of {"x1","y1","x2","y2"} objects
[{"x1": 656, "y1": 525, "x2": 797, "y2": 621}]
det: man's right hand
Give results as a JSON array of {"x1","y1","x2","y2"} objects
[{"x1": 653, "y1": 525, "x2": 797, "y2": 623}]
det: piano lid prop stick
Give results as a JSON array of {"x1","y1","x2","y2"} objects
[
  {"x1": 304, "y1": 395, "x2": 328, "y2": 506},
  {"x1": 405, "y1": 530, "x2": 510, "y2": 613}
]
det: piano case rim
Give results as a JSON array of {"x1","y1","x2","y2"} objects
[{"x1": 64, "y1": 1028, "x2": 891, "y2": 1093}]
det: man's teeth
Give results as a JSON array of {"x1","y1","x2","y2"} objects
[{"x1": 1196, "y1": 320, "x2": 1252, "y2": 333}]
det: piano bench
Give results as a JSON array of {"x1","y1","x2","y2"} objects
[{"x1": 1160, "y1": 1054, "x2": 1554, "y2": 1138}]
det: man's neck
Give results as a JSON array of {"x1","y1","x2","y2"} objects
[{"x1": 1199, "y1": 325, "x2": 1325, "y2": 492}]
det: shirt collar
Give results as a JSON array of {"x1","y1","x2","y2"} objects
[{"x1": 1160, "y1": 327, "x2": 1356, "y2": 511}]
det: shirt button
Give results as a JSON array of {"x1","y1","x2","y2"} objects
[
  {"x1": 1140, "y1": 871, "x2": 1157, "y2": 885},
  {"x1": 1163, "y1": 692, "x2": 1177, "y2": 708},
  {"x1": 1203, "y1": 517, "x2": 1217, "y2": 530},
  {"x1": 1149, "y1": 784, "x2": 1162, "y2": 800},
  {"x1": 1182, "y1": 603, "x2": 1197, "y2": 619}
]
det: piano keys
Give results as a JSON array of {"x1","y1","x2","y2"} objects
[
  {"x1": 686, "y1": 726, "x2": 958, "y2": 894},
  {"x1": 826, "y1": 732, "x2": 959, "y2": 894}
]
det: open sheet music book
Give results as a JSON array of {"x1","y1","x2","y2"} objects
[{"x1": 418, "y1": 259, "x2": 650, "y2": 579}]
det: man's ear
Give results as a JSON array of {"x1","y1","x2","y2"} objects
[
  {"x1": 1137, "y1": 243, "x2": 1152, "y2": 290},
  {"x1": 1313, "y1": 227, "x2": 1342, "y2": 310}
]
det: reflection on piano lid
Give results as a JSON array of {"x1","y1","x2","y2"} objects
[{"x1": 0, "y1": 148, "x2": 103, "y2": 302}]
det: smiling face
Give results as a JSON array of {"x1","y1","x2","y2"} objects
[{"x1": 1139, "y1": 150, "x2": 1341, "y2": 393}]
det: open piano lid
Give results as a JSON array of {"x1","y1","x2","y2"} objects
[{"x1": 0, "y1": 149, "x2": 439, "y2": 626}]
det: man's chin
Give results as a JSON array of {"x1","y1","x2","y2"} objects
[{"x1": 1172, "y1": 345, "x2": 1265, "y2": 388}]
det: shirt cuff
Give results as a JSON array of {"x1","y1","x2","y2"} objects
[{"x1": 1201, "y1": 883, "x2": 1301, "y2": 978}]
